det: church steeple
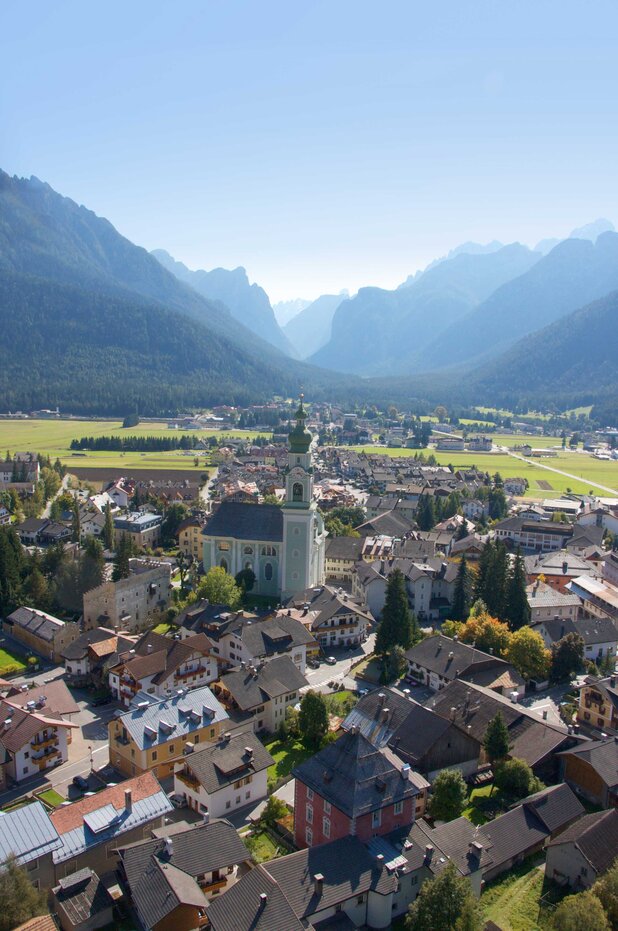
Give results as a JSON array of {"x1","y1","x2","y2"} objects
[{"x1": 288, "y1": 392, "x2": 312, "y2": 454}]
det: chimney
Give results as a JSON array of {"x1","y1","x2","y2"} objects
[
  {"x1": 313, "y1": 873, "x2": 324, "y2": 896},
  {"x1": 375, "y1": 854, "x2": 385, "y2": 869},
  {"x1": 124, "y1": 789, "x2": 132, "y2": 812},
  {"x1": 382, "y1": 707, "x2": 390, "y2": 722},
  {"x1": 147, "y1": 643, "x2": 153, "y2": 653},
  {"x1": 244, "y1": 746, "x2": 254, "y2": 759},
  {"x1": 424, "y1": 845, "x2": 434, "y2": 862},
  {"x1": 259, "y1": 892, "x2": 268, "y2": 906},
  {"x1": 165, "y1": 837, "x2": 173, "y2": 857},
  {"x1": 469, "y1": 840, "x2": 484, "y2": 860},
  {"x1": 401, "y1": 763, "x2": 411, "y2": 780},
  {"x1": 610, "y1": 676, "x2": 616, "y2": 688},
  {"x1": 378, "y1": 692, "x2": 386, "y2": 706}
]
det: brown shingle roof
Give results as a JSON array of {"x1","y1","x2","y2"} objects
[{"x1": 51, "y1": 772, "x2": 162, "y2": 835}]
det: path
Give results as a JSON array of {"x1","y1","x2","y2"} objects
[
  {"x1": 42, "y1": 473, "x2": 71, "y2": 518},
  {"x1": 504, "y1": 449, "x2": 618, "y2": 497}
]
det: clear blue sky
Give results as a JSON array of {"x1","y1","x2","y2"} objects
[{"x1": 2, "y1": 0, "x2": 617, "y2": 301}]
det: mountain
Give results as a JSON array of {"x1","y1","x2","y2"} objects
[
  {"x1": 419, "y1": 231, "x2": 618, "y2": 372},
  {"x1": 471, "y1": 289, "x2": 618, "y2": 409},
  {"x1": 151, "y1": 249, "x2": 293, "y2": 355},
  {"x1": 310, "y1": 243, "x2": 539, "y2": 376},
  {"x1": 398, "y1": 240, "x2": 504, "y2": 289},
  {"x1": 534, "y1": 217, "x2": 614, "y2": 255},
  {"x1": 283, "y1": 292, "x2": 348, "y2": 359},
  {"x1": 273, "y1": 298, "x2": 310, "y2": 326}
]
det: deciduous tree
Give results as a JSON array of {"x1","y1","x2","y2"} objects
[
  {"x1": 298, "y1": 691, "x2": 329, "y2": 748},
  {"x1": 0, "y1": 854, "x2": 47, "y2": 931},
  {"x1": 197, "y1": 566, "x2": 242, "y2": 609},
  {"x1": 405, "y1": 862, "x2": 482, "y2": 931},
  {"x1": 506, "y1": 626, "x2": 551, "y2": 681},
  {"x1": 550, "y1": 632, "x2": 585, "y2": 682},
  {"x1": 429, "y1": 769, "x2": 468, "y2": 822},
  {"x1": 493, "y1": 757, "x2": 542, "y2": 799},
  {"x1": 552, "y1": 890, "x2": 610, "y2": 931}
]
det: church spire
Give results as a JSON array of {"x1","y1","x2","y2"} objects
[{"x1": 288, "y1": 391, "x2": 312, "y2": 453}]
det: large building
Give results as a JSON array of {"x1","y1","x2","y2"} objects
[{"x1": 202, "y1": 396, "x2": 326, "y2": 599}]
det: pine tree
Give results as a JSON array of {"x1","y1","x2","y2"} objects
[
  {"x1": 504, "y1": 549, "x2": 531, "y2": 631},
  {"x1": 103, "y1": 502, "x2": 114, "y2": 550},
  {"x1": 474, "y1": 539, "x2": 493, "y2": 603},
  {"x1": 376, "y1": 569, "x2": 418, "y2": 655},
  {"x1": 112, "y1": 534, "x2": 134, "y2": 581},
  {"x1": 483, "y1": 711, "x2": 510, "y2": 765},
  {"x1": 71, "y1": 500, "x2": 81, "y2": 543},
  {"x1": 451, "y1": 555, "x2": 472, "y2": 621},
  {"x1": 416, "y1": 494, "x2": 436, "y2": 531}
]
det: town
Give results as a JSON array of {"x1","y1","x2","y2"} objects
[{"x1": 0, "y1": 399, "x2": 617, "y2": 931}]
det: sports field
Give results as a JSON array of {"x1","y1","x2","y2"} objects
[{"x1": 0, "y1": 419, "x2": 265, "y2": 472}]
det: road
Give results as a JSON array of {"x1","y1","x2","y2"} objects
[
  {"x1": 302, "y1": 633, "x2": 376, "y2": 693},
  {"x1": 502, "y1": 448, "x2": 618, "y2": 496},
  {"x1": 42, "y1": 473, "x2": 71, "y2": 518}
]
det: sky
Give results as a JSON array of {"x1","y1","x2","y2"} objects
[{"x1": 2, "y1": 1, "x2": 618, "y2": 302}]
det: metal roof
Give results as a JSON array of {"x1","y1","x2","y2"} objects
[
  {"x1": 119, "y1": 686, "x2": 229, "y2": 750},
  {"x1": 0, "y1": 801, "x2": 62, "y2": 865},
  {"x1": 83, "y1": 804, "x2": 121, "y2": 834}
]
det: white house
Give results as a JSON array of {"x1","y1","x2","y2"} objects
[{"x1": 174, "y1": 731, "x2": 273, "y2": 818}]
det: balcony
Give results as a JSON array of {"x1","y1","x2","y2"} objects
[
  {"x1": 175, "y1": 666, "x2": 208, "y2": 681},
  {"x1": 201, "y1": 877, "x2": 227, "y2": 895},
  {"x1": 31, "y1": 733, "x2": 58, "y2": 750},
  {"x1": 176, "y1": 769, "x2": 200, "y2": 790},
  {"x1": 34, "y1": 747, "x2": 60, "y2": 767}
]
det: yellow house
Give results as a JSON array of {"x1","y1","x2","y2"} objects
[
  {"x1": 177, "y1": 517, "x2": 205, "y2": 560},
  {"x1": 108, "y1": 685, "x2": 231, "y2": 779}
]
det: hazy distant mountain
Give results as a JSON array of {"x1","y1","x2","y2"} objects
[
  {"x1": 311, "y1": 243, "x2": 539, "y2": 375},
  {"x1": 273, "y1": 298, "x2": 310, "y2": 326},
  {"x1": 283, "y1": 292, "x2": 348, "y2": 359},
  {"x1": 398, "y1": 240, "x2": 504, "y2": 289},
  {"x1": 534, "y1": 218, "x2": 614, "y2": 255},
  {"x1": 420, "y1": 231, "x2": 618, "y2": 372},
  {"x1": 152, "y1": 249, "x2": 293, "y2": 355}
]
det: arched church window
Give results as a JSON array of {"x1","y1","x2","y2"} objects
[
  {"x1": 244, "y1": 546, "x2": 253, "y2": 555},
  {"x1": 220, "y1": 558, "x2": 228, "y2": 572},
  {"x1": 264, "y1": 562, "x2": 273, "y2": 581},
  {"x1": 293, "y1": 482, "x2": 303, "y2": 502},
  {"x1": 261, "y1": 545, "x2": 276, "y2": 557}
]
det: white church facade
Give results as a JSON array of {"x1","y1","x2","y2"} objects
[{"x1": 201, "y1": 397, "x2": 326, "y2": 600}]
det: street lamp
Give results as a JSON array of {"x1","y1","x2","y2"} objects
[{"x1": 88, "y1": 745, "x2": 93, "y2": 772}]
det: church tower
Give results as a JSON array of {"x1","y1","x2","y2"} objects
[{"x1": 281, "y1": 395, "x2": 326, "y2": 600}]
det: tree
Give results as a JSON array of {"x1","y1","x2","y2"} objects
[
  {"x1": 483, "y1": 712, "x2": 510, "y2": 766},
  {"x1": 197, "y1": 566, "x2": 242, "y2": 609},
  {"x1": 298, "y1": 691, "x2": 329, "y2": 748},
  {"x1": 375, "y1": 569, "x2": 418, "y2": 655},
  {"x1": 161, "y1": 502, "x2": 188, "y2": 547},
  {"x1": 405, "y1": 862, "x2": 482, "y2": 931},
  {"x1": 0, "y1": 853, "x2": 47, "y2": 931},
  {"x1": 429, "y1": 769, "x2": 468, "y2": 822},
  {"x1": 458, "y1": 612, "x2": 512, "y2": 658},
  {"x1": 451, "y1": 555, "x2": 472, "y2": 621},
  {"x1": 261, "y1": 794, "x2": 288, "y2": 827},
  {"x1": 504, "y1": 550, "x2": 531, "y2": 631},
  {"x1": 593, "y1": 857, "x2": 618, "y2": 929},
  {"x1": 71, "y1": 500, "x2": 81, "y2": 543},
  {"x1": 112, "y1": 534, "x2": 135, "y2": 581},
  {"x1": 493, "y1": 758, "x2": 542, "y2": 799},
  {"x1": 416, "y1": 494, "x2": 436, "y2": 531},
  {"x1": 103, "y1": 502, "x2": 115, "y2": 550},
  {"x1": 550, "y1": 632, "x2": 585, "y2": 682},
  {"x1": 235, "y1": 567, "x2": 256, "y2": 593},
  {"x1": 22, "y1": 564, "x2": 50, "y2": 610},
  {"x1": 552, "y1": 890, "x2": 610, "y2": 931},
  {"x1": 80, "y1": 536, "x2": 105, "y2": 593},
  {"x1": 386, "y1": 644, "x2": 408, "y2": 681},
  {"x1": 507, "y1": 626, "x2": 551, "y2": 681}
]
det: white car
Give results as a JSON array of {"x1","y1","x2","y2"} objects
[{"x1": 325, "y1": 656, "x2": 337, "y2": 666}]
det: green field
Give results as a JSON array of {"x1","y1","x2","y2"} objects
[
  {"x1": 0, "y1": 646, "x2": 27, "y2": 676},
  {"x1": 0, "y1": 419, "x2": 266, "y2": 472}
]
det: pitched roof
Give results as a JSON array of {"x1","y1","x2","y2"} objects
[
  {"x1": 7, "y1": 606, "x2": 66, "y2": 642},
  {"x1": 408, "y1": 818, "x2": 492, "y2": 877},
  {"x1": 534, "y1": 615, "x2": 617, "y2": 646},
  {"x1": 202, "y1": 501, "x2": 283, "y2": 543},
  {"x1": 292, "y1": 730, "x2": 419, "y2": 818},
  {"x1": 356, "y1": 510, "x2": 413, "y2": 538},
  {"x1": 116, "y1": 685, "x2": 229, "y2": 750},
  {"x1": 205, "y1": 863, "x2": 308, "y2": 931},
  {"x1": 325, "y1": 536, "x2": 364, "y2": 560},
  {"x1": 265, "y1": 835, "x2": 397, "y2": 918},
  {"x1": 546, "y1": 809, "x2": 618, "y2": 875},
  {"x1": 0, "y1": 800, "x2": 62, "y2": 866},
  {"x1": 0, "y1": 701, "x2": 73, "y2": 752},
  {"x1": 526, "y1": 581, "x2": 581, "y2": 608},
  {"x1": 557, "y1": 738, "x2": 618, "y2": 789},
  {"x1": 3, "y1": 680, "x2": 79, "y2": 717},
  {"x1": 53, "y1": 868, "x2": 114, "y2": 925},
  {"x1": 182, "y1": 731, "x2": 274, "y2": 793},
  {"x1": 341, "y1": 688, "x2": 419, "y2": 747},
  {"x1": 284, "y1": 585, "x2": 373, "y2": 628},
  {"x1": 61, "y1": 626, "x2": 120, "y2": 660},
  {"x1": 219, "y1": 655, "x2": 307, "y2": 710},
  {"x1": 12, "y1": 918, "x2": 58, "y2": 931},
  {"x1": 406, "y1": 634, "x2": 510, "y2": 681}
]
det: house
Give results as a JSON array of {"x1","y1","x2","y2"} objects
[
  {"x1": 0, "y1": 505, "x2": 10, "y2": 525},
  {"x1": 494, "y1": 516, "x2": 574, "y2": 553},
  {"x1": 52, "y1": 868, "x2": 115, "y2": 931},
  {"x1": 284, "y1": 584, "x2": 373, "y2": 649},
  {"x1": 467, "y1": 436, "x2": 493, "y2": 452},
  {"x1": 177, "y1": 515, "x2": 205, "y2": 560},
  {"x1": 405, "y1": 635, "x2": 525, "y2": 697},
  {"x1": 450, "y1": 533, "x2": 488, "y2": 561},
  {"x1": 567, "y1": 575, "x2": 618, "y2": 626},
  {"x1": 5, "y1": 607, "x2": 79, "y2": 663},
  {"x1": 0, "y1": 699, "x2": 76, "y2": 783},
  {"x1": 183, "y1": 604, "x2": 317, "y2": 672},
  {"x1": 205, "y1": 862, "x2": 309, "y2": 931},
  {"x1": 82, "y1": 560, "x2": 171, "y2": 632},
  {"x1": 504, "y1": 477, "x2": 528, "y2": 496},
  {"x1": 105, "y1": 481, "x2": 131, "y2": 509},
  {"x1": 15, "y1": 517, "x2": 70, "y2": 546},
  {"x1": 0, "y1": 452, "x2": 40, "y2": 484},
  {"x1": 113, "y1": 511, "x2": 162, "y2": 549},
  {"x1": 119, "y1": 819, "x2": 252, "y2": 931},
  {"x1": 174, "y1": 730, "x2": 274, "y2": 818},
  {"x1": 557, "y1": 738, "x2": 618, "y2": 808},
  {"x1": 462, "y1": 499, "x2": 489, "y2": 521},
  {"x1": 108, "y1": 685, "x2": 230, "y2": 779},
  {"x1": 576, "y1": 675, "x2": 618, "y2": 733},
  {"x1": 292, "y1": 729, "x2": 422, "y2": 849},
  {"x1": 546, "y1": 809, "x2": 618, "y2": 888},
  {"x1": 531, "y1": 615, "x2": 617, "y2": 665},
  {"x1": 524, "y1": 550, "x2": 599, "y2": 593},
  {"x1": 325, "y1": 535, "x2": 364, "y2": 583},
  {"x1": 50, "y1": 773, "x2": 172, "y2": 884},
  {"x1": 108, "y1": 631, "x2": 218, "y2": 706},
  {"x1": 427, "y1": 679, "x2": 581, "y2": 780},
  {"x1": 526, "y1": 580, "x2": 582, "y2": 623},
  {"x1": 436, "y1": 436, "x2": 465, "y2": 451},
  {"x1": 1, "y1": 680, "x2": 80, "y2": 730},
  {"x1": 212, "y1": 654, "x2": 307, "y2": 734},
  {"x1": 353, "y1": 558, "x2": 458, "y2": 622},
  {"x1": 356, "y1": 509, "x2": 414, "y2": 539},
  {"x1": 62, "y1": 627, "x2": 139, "y2": 687},
  {"x1": 0, "y1": 800, "x2": 62, "y2": 893}
]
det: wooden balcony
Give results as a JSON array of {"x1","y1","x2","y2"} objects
[
  {"x1": 176, "y1": 769, "x2": 200, "y2": 790},
  {"x1": 31, "y1": 733, "x2": 58, "y2": 749},
  {"x1": 201, "y1": 877, "x2": 227, "y2": 895}
]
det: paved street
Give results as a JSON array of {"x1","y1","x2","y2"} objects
[{"x1": 302, "y1": 633, "x2": 376, "y2": 693}]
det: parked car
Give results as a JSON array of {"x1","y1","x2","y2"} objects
[
  {"x1": 308, "y1": 659, "x2": 320, "y2": 669},
  {"x1": 168, "y1": 792, "x2": 186, "y2": 809},
  {"x1": 91, "y1": 694, "x2": 112, "y2": 707},
  {"x1": 325, "y1": 656, "x2": 337, "y2": 666},
  {"x1": 72, "y1": 775, "x2": 89, "y2": 790}
]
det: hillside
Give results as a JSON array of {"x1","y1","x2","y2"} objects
[
  {"x1": 283, "y1": 293, "x2": 347, "y2": 358},
  {"x1": 420, "y1": 232, "x2": 618, "y2": 371},
  {"x1": 151, "y1": 249, "x2": 293, "y2": 355},
  {"x1": 311, "y1": 244, "x2": 539, "y2": 375}
]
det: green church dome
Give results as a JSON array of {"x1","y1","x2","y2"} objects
[{"x1": 288, "y1": 394, "x2": 312, "y2": 453}]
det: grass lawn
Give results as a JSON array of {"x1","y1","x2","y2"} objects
[
  {"x1": 325, "y1": 689, "x2": 357, "y2": 711},
  {"x1": 353, "y1": 654, "x2": 383, "y2": 683},
  {"x1": 462, "y1": 784, "x2": 504, "y2": 826},
  {"x1": 152, "y1": 622, "x2": 176, "y2": 635},
  {"x1": 36, "y1": 788, "x2": 65, "y2": 808},
  {"x1": 0, "y1": 646, "x2": 27, "y2": 676},
  {"x1": 0, "y1": 419, "x2": 266, "y2": 472},
  {"x1": 481, "y1": 857, "x2": 568, "y2": 931},
  {"x1": 264, "y1": 736, "x2": 315, "y2": 790},
  {"x1": 245, "y1": 829, "x2": 283, "y2": 863}
]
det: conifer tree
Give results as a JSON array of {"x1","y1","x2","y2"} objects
[
  {"x1": 483, "y1": 711, "x2": 510, "y2": 766},
  {"x1": 103, "y1": 502, "x2": 115, "y2": 550},
  {"x1": 71, "y1": 500, "x2": 81, "y2": 543},
  {"x1": 416, "y1": 494, "x2": 436, "y2": 531},
  {"x1": 504, "y1": 549, "x2": 531, "y2": 631},
  {"x1": 112, "y1": 534, "x2": 134, "y2": 581},
  {"x1": 451, "y1": 555, "x2": 472, "y2": 621},
  {"x1": 376, "y1": 569, "x2": 418, "y2": 655}
]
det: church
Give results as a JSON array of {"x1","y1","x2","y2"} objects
[{"x1": 201, "y1": 397, "x2": 326, "y2": 600}]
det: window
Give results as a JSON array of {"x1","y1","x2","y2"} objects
[
  {"x1": 323, "y1": 800, "x2": 331, "y2": 815},
  {"x1": 27, "y1": 859, "x2": 38, "y2": 872},
  {"x1": 226, "y1": 800, "x2": 231, "y2": 810},
  {"x1": 294, "y1": 526, "x2": 300, "y2": 536},
  {"x1": 292, "y1": 548, "x2": 300, "y2": 559},
  {"x1": 307, "y1": 788, "x2": 313, "y2": 801},
  {"x1": 169, "y1": 744, "x2": 175, "y2": 754},
  {"x1": 244, "y1": 546, "x2": 253, "y2": 555},
  {"x1": 357, "y1": 895, "x2": 364, "y2": 904},
  {"x1": 246, "y1": 790, "x2": 251, "y2": 799},
  {"x1": 306, "y1": 826, "x2": 313, "y2": 845},
  {"x1": 220, "y1": 558, "x2": 228, "y2": 572},
  {"x1": 264, "y1": 562, "x2": 273, "y2": 581},
  {"x1": 151, "y1": 751, "x2": 158, "y2": 761},
  {"x1": 218, "y1": 543, "x2": 230, "y2": 551},
  {"x1": 293, "y1": 482, "x2": 303, "y2": 502},
  {"x1": 323, "y1": 817, "x2": 330, "y2": 837},
  {"x1": 394, "y1": 800, "x2": 403, "y2": 815},
  {"x1": 236, "y1": 796, "x2": 241, "y2": 805},
  {"x1": 372, "y1": 809, "x2": 381, "y2": 829},
  {"x1": 306, "y1": 804, "x2": 313, "y2": 823}
]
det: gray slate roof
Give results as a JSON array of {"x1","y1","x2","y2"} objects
[
  {"x1": 7, "y1": 606, "x2": 65, "y2": 642},
  {"x1": 535, "y1": 615, "x2": 617, "y2": 646},
  {"x1": 0, "y1": 801, "x2": 62, "y2": 866},
  {"x1": 406, "y1": 634, "x2": 510, "y2": 681},
  {"x1": 342, "y1": 688, "x2": 418, "y2": 747},
  {"x1": 219, "y1": 655, "x2": 307, "y2": 711},
  {"x1": 292, "y1": 730, "x2": 419, "y2": 819},
  {"x1": 558, "y1": 737, "x2": 618, "y2": 789},
  {"x1": 206, "y1": 863, "x2": 308, "y2": 931},
  {"x1": 118, "y1": 685, "x2": 229, "y2": 750},
  {"x1": 546, "y1": 809, "x2": 618, "y2": 876},
  {"x1": 325, "y1": 536, "x2": 364, "y2": 560},
  {"x1": 53, "y1": 868, "x2": 114, "y2": 924},
  {"x1": 203, "y1": 501, "x2": 283, "y2": 542},
  {"x1": 183, "y1": 731, "x2": 274, "y2": 793}
]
